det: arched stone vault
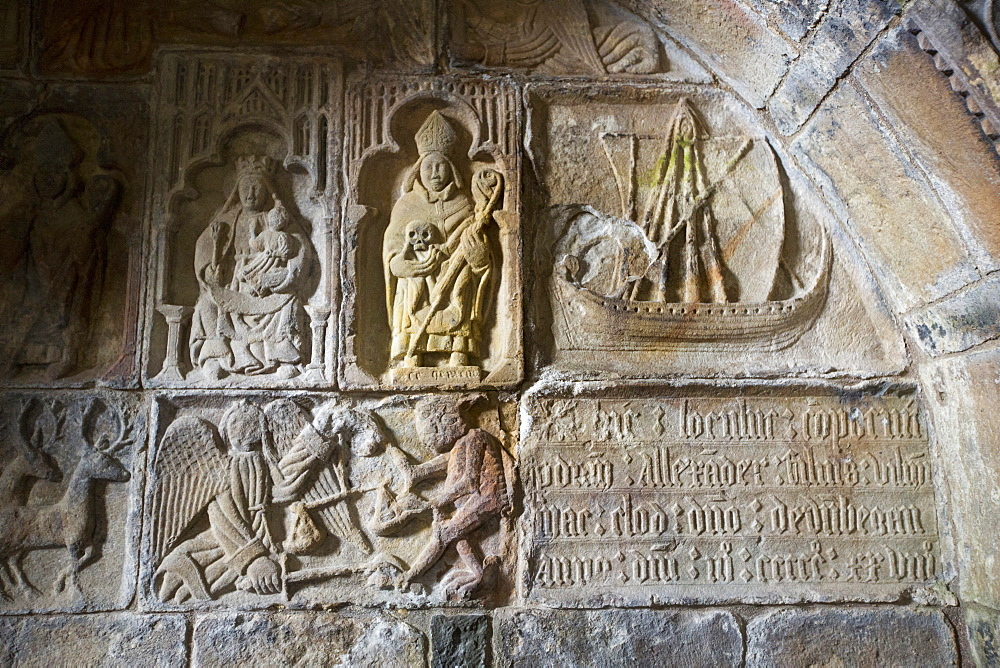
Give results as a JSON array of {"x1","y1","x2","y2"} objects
[{"x1": 1, "y1": 0, "x2": 1000, "y2": 664}]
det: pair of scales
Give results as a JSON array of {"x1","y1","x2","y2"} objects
[{"x1": 551, "y1": 99, "x2": 831, "y2": 353}]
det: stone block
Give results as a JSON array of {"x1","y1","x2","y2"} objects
[
  {"x1": 36, "y1": 0, "x2": 435, "y2": 77},
  {"x1": 0, "y1": 4, "x2": 26, "y2": 71},
  {"x1": 192, "y1": 612, "x2": 426, "y2": 667},
  {"x1": 520, "y1": 387, "x2": 942, "y2": 606},
  {"x1": 920, "y1": 348, "x2": 1000, "y2": 609},
  {"x1": 142, "y1": 392, "x2": 516, "y2": 610},
  {"x1": 793, "y1": 80, "x2": 980, "y2": 311},
  {"x1": 965, "y1": 603, "x2": 1000, "y2": 668},
  {"x1": 854, "y1": 27, "x2": 1000, "y2": 272},
  {"x1": 494, "y1": 608, "x2": 743, "y2": 667},
  {"x1": 0, "y1": 85, "x2": 148, "y2": 388},
  {"x1": 527, "y1": 84, "x2": 906, "y2": 380},
  {"x1": 0, "y1": 614, "x2": 186, "y2": 667},
  {"x1": 770, "y1": 0, "x2": 898, "y2": 134},
  {"x1": 0, "y1": 391, "x2": 146, "y2": 613},
  {"x1": 431, "y1": 614, "x2": 490, "y2": 668},
  {"x1": 745, "y1": 606, "x2": 958, "y2": 667},
  {"x1": 621, "y1": 0, "x2": 794, "y2": 108},
  {"x1": 904, "y1": 272, "x2": 1000, "y2": 356},
  {"x1": 738, "y1": 0, "x2": 829, "y2": 41}
]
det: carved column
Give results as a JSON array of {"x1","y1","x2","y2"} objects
[{"x1": 154, "y1": 304, "x2": 192, "y2": 382}]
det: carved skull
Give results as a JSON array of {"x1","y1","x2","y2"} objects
[{"x1": 405, "y1": 220, "x2": 436, "y2": 253}]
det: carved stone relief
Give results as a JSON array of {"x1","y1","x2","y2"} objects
[
  {"x1": 142, "y1": 392, "x2": 517, "y2": 609},
  {"x1": 0, "y1": 89, "x2": 147, "y2": 388},
  {"x1": 0, "y1": 391, "x2": 144, "y2": 613},
  {"x1": 520, "y1": 387, "x2": 942, "y2": 606},
  {"x1": 340, "y1": 79, "x2": 523, "y2": 390},
  {"x1": 528, "y1": 86, "x2": 906, "y2": 379},
  {"x1": 38, "y1": 0, "x2": 435, "y2": 77},
  {"x1": 144, "y1": 52, "x2": 340, "y2": 388},
  {"x1": 450, "y1": 0, "x2": 665, "y2": 74}
]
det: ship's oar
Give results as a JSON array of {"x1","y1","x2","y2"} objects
[{"x1": 405, "y1": 169, "x2": 504, "y2": 360}]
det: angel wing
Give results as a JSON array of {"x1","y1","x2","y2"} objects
[
  {"x1": 150, "y1": 416, "x2": 229, "y2": 564},
  {"x1": 264, "y1": 399, "x2": 372, "y2": 555}
]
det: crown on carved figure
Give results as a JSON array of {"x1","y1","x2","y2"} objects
[
  {"x1": 235, "y1": 154, "x2": 275, "y2": 180},
  {"x1": 415, "y1": 111, "x2": 458, "y2": 157}
]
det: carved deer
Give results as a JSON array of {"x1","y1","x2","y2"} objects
[
  {"x1": 0, "y1": 401, "x2": 132, "y2": 599},
  {"x1": 0, "y1": 400, "x2": 64, "y2": 505}
]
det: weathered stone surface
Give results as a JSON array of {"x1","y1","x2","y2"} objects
[
  {"x1": 340, "y1": 77, "x2": 523, "y2": 391},
  {"x1": 521, "y1": 388, "x2": 941, "y2": 606},
  {"x1": 0, "y1": 391, "x2": 145, "y2": 613},
  {"x1": 794, "y1": 80, "x2": 981, "y2": 311},
  {"x1": 739, "y1": 0, "x2": 829, "y2": 41},
  {"x1": 0, "y1": 614, "x2": 187, "y2": 667},
  {"x1": 431, "y1": 614, "x2": 490, "y2": 668},
  {"x1": 0, "y1": 4, "x2": 25, "y2": 71},
  {"x1": 920, "y1": 347, "x2": 1000, "y2": 610},
  {"x1": 142, "y1": 392, "x2": 516, "y2": 609},
  {"x1": 494, "y1": 608, "x2": 743, "y2": 667},
  {"x1": 769, "y1": 0, "x2": 898, "y2": 134},
  {"x1": 965, "y1": 603, "x2": 1000, "y2": 668},
  {"x1": 192, "y1": 612, "x2": 426, "y2": 667},
  {"x1": 904, "y1": 272, "x2": 1000, "y2": 355},
  {"x1": 622, "y1": 0, "x2": 794, "y2": 107},
  {"x1": 143, "y1": 52, "x2": 340, "y2": 389},
  {"x1": 745, "y1": 606, "x2": 957, "y2": 667},
  {"x1": 854, "y1": 27, "x2": 1000, "y2": 272},
  {"x1": 37, "y1": 0, "x2": 435, "y2": 76},
  {"x1": 529, "y1": 85, "x2": 906, "y2": 379},
  {"x1": 0, "y1": 86, "x2": 148, "y2": 388}
]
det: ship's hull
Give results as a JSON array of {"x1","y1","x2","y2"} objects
[{"x1": 551, "y1": 234, "x2": 831, "y2": 353}]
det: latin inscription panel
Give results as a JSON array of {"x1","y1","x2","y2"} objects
[{"x1": 521, "y1": 390, "x2": 941, "y2": 605}]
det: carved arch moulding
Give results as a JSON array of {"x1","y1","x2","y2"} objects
[
  {"x1": 339, "y1": 77, "x2": 524, "y2": 391},
  {"x1": 144, "y1": 51, "x2": 342, "y2": 389}
]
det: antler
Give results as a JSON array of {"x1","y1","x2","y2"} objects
[{"x1": 83, "y1": 400, "x2": 134, "y2": 456}]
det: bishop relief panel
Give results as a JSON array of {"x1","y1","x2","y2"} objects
[
  {"x1": 144, "y1": 51, "x2": 341, "y2": 389},
  {"x1": 340, "y1": 79, "x2": 523, "y2": 391},
  {"x1": 528, "y1": 85, "x2": 906, "y2": 380},
  {"x1": 520, "y1": 386, "x2": 943, "y2": 607},
  {"x1": 141, "y1": 392, "x2": 517, "y2": 610},
  {"x1": 0, "y1": 88, "x2": 148, "y2": 388},
  {"x1": 0, "y1": 391, "x2": 145, "y2": 613}
]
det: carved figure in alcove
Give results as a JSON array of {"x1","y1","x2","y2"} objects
[
  {"x1": 0, "y1": 119, "x2": 122, "y2": 380},
  {"x1": 454, "y1": 0, "x2": 662, "y2": 74},
  {"x1": 189, "y1": 155, "x2": 311, "y2": 381},
  {"x1": 395, "y1": 395, "x2": 510, "y2": 600},
  {"x1": 384, "y1": 111, "x2": 503, "y2": 372}
]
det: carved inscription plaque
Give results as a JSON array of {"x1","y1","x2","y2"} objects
[{"x1": 522, "y1": 390, "x2": 940, "y2": 605}]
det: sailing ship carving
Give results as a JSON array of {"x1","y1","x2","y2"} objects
[{"x1": 550, "y1": 99, "x2": 831, "y2": 352}]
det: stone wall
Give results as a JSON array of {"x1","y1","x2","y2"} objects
[{"x1": 1, "y1": 0, "x2": 999, "y2": 665}]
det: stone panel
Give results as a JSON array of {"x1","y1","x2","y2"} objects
[
  {"x1": 192, "y1": 612, "x2": 426, "y2": 667},
  {"x1": 0, "y1": 86, "x2": 148, "y2": 388},
  {"x1": 620, "y1": 0, "x2": 795, "y2": 107},
  {"x1": 37, "y1": 0, "x2": 435, "y2": 77},
  {"x1": 965, "y1": 603, "x2": 1000, "y2": 668},
  {"x1": 521, "y1": 388, "x2": 941, "y2": 606},
  {"x1": 528, "y1": 85, "x2": 906, "y2": 380},
  {"x1": 0, "y1": 614, "x2": 187, "y2": 667},
  {"x1": 494, "y1": 608, "x2": 743, "y2": 667},
  {"x1": 143, "y1": 51, "x2": 341, "y2": 389},
  {"x1": 854, "y1": 27, "x2": 1000, "y2": 271},
  {"x1": 431, "y1": 614, "x2": 490, "y2": 668},
  {"x1": 141, "y1": 392, "x2": 517, "y2": 609},
  {"x1": 745, "y1": 606, "x2": 957, "y2": 667},
  {"x1": 769, "y1": 0, "x2": 899, "y2": 134},
  {"x1": 904, "y1": 272, "x2": 1000, "y2": 356},
  {"x1": 0, "y1": 391, "x2": 146, "y2": 613},
  {"x1": 794, "y1": 80, "x2": 980, "y2": 311},
  {"x1": 340, "y1": 77, "x2": 524, "y2": 391},
  {"x1": 0, "y1": 3, "x2": 26, "y2": 71}
]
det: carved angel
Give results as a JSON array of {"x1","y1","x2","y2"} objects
[{"x1": 151, "y1": 399, "x2": 390, "y2": 603}]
